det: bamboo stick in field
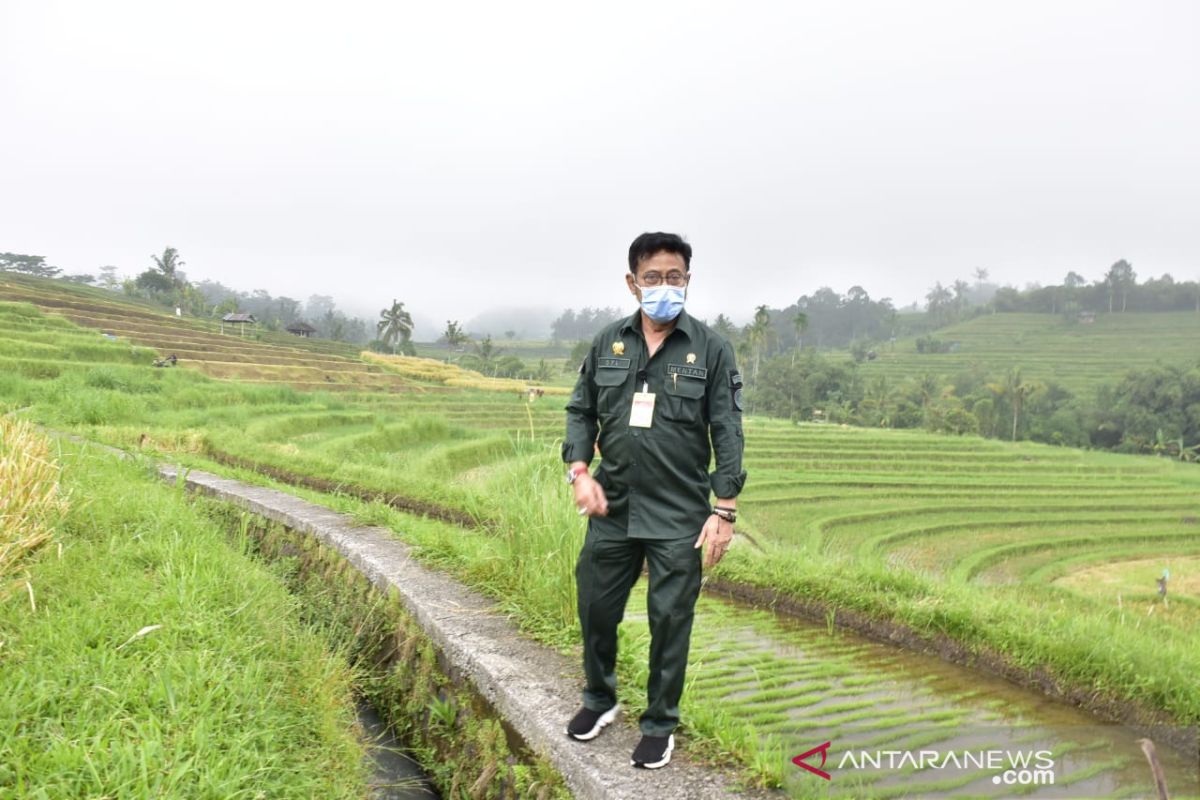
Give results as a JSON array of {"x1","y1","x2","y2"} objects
[{"x1": 1138, "y1": 738, "x2": 1170, "y2": 800}]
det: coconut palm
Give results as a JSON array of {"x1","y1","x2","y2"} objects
[
  {"x1": 468, "y1": 335, "x2": 502, "y2": 375},
  {"x1": 911, "y1": 372, "x2": 943, "y2": 410},
  {"x1": 987, "y1": 367, "x2": 1043, "y2": 442},
  {"x1": 952, "y1": 280, "x2": 970, "y2": 315},
  {"x1": 791, "y1": 312, "x2": 809, "y2": 364},
  {"x1": 152, "y1": 247, "x2": 185, "y2": 285},
  {"x1": 746, "y1": 305, "x2": 773, "y2": 380},
  {"x1": 377, "y1": 299, "x2": 414, "y2": 354}
]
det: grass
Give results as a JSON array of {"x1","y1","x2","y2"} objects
[
  {"x1": 0, "y1": 439, "x2": 368, "y2": 798},
  {"x1": 2, "y1": 284, "x2": 1199, "y2": 795}
]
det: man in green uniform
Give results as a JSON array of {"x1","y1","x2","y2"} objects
[{"x1": 562, "y1": 231, "x2": 747, "y2": 769}]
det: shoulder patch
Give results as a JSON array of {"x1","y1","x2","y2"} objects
[{"x1": 730, "y1": 370, "x2": 744, "y2": 410}]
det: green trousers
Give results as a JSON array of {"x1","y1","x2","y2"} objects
[{"x1": 575, "y1": 528, "x2": 703, "y2": 737}]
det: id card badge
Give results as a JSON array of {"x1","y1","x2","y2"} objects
[{"x1": 630, "y1": 391, "x2": 656, "y2": 428}]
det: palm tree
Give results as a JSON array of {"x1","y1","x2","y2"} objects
[
  {"x1": 861, "y1": 375, "x2": 892, "y2": 427},
  {"x1": 377, "y1": 299, "x2": 414, "y2": 354},
  {"x1": 791, "y1": 312, "x2": 809, "y2": 365},
  {"x1": 747, "y1": 305, "x2": 772, "y2": 380},
  {"x1": 987, "y1": 367, "x2": 1042, "y2": 441},
  {"x1": 473, "y1": 335, "x2": 501, "y2": 375},
  {"x1": 152, "y1": 247, "x2": 185, "y2": 286},
  {"x1": 952, "y1": 280, "x2": 970, "y2": 315},
  {"x1": 912, "y1": 372, "x2": 942, "y2": 410},
  {"x1": 926, "y1": 282, "x2": 953, "y2": 324}
]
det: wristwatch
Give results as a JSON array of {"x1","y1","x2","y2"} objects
[
  {"x1": 713, "y1": 506, "x2": 737, "y2": 524},
  {"x1": 566, "y1": 465, "x2": 588, "y2": 485}
]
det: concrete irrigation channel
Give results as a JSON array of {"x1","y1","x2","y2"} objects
[{"x1": 135, "y1": 457, "x2": 1198, "y2": 799}]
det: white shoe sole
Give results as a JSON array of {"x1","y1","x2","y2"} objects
[
  {"x1": 566, "y1": 704, "x2": 619, "y2": 741},
  {"x1": 632, "y1": 734, "x2": 674, "y2": 768}
]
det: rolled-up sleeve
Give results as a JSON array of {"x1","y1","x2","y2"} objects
[
  {"x1": 562, "y1": 341, "x2": 599, "y2": 465},
  {"x1": 706, "y1": 339, "x2": 747, "y2": 497}
]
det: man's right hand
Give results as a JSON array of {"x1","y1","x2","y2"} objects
[{"x1": 573, "y1": 473, "x2": 609, "y2": 517}]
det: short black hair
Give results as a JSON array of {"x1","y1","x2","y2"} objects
[{"x1": 628, "y1": 232, "x2": 692, "y2": 273}]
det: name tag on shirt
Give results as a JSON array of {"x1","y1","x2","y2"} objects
[{"x1": 630, "y1": 391, "x2": 655, "y2": 427}]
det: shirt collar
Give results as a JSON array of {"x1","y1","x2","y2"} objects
[{"x1": 620, "y1": 308, "x2": 696, "y2": 341}]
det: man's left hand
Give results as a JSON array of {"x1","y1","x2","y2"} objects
[{"x1": 695, "y1": 513, "x2": 734, "y2": 569}]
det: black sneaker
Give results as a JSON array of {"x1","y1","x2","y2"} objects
[
  {"x1": 630, "y1": 734, "x2": 674, "y2": 769},
  {"x1": 565, "y1": 704, "x2": 619, "y2": 741}
]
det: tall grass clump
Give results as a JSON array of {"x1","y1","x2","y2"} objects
[
  {"x1": 479, "y1": 450, "x2": 584, "y2": 642},
  {"x1": 0, "y1": 441, "x2": 368, "y2": 798},
  {"x1": 0, "y1": 418, "x2": 69, "y2": 583}
]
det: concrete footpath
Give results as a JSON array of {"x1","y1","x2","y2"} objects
[{"x1": 157, "y1": 462, "x2": 770, "y2": 800}]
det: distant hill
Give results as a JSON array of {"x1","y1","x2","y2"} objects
[{"x1": 842, "y1": 311, "x2": 1200, "y2": 397}]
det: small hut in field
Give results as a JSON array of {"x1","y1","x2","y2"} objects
[
  {"x1": 221, "y1": 312, "x2": 257, "y2": 337},
  {"x1": 286, "y1": 320, "x2": 317, "y2": 338}
]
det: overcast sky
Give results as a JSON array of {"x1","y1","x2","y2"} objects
[{"x1": 2, "y1": 1, "x2": 1197, "y2": 335}]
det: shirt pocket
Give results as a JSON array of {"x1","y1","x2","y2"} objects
[
  {"x1": 660, "y1": 374, "x2": 706, "y2": 424},
  {"x1": 594, "y1": 365, "x2": 631, "y2": 415}
]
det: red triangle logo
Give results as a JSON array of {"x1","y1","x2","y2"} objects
[{"x1": 792, "y1": 741, "x2": 833, "y2": 780}]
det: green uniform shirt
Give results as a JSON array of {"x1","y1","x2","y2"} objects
[{"x1": 562, "y1": 309, "x2": 747, "y2": 540}]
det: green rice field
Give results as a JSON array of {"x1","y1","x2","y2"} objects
[{"x1": 1, "y1": 284, "x2": 1198, "y2": 796}]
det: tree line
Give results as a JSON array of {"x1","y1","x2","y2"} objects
[
  {"x1": 719, "y1": 261, "x2": 1199, "y2": 368},
  {"x1": 748, "y1": 349, "x2": 1200, "y2": 460},
  {"x1": 550, "y1": 306, "x2": 625, "y2": 343},
  {"x1": 987, "y1": 261, "x2": 1200, "y2": 315}
]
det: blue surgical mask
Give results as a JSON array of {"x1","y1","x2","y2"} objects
[{"x1": 638, "y1": 284, "x2": 686, "y2": 323}]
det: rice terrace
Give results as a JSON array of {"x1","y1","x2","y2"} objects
[
  {"x1": 1, "y1": 261, "x2": 1198, "y2": 800},
  {"x1": 9, "y1": 0, "x2": 1200, "y2": 795}
]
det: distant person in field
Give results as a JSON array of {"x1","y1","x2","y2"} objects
[{"x1": 562, "y1": 232, "x2": 746, "y2": 769}]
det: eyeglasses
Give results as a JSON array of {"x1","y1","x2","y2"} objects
[{"x1": 637, "y1": 271, "x2": 688, "y2": 288}]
